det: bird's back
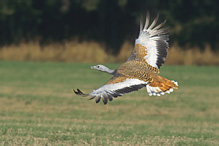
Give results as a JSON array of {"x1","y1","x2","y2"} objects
[{"x1": 116, "y1": 60, "x2": 154, "y2": 82}]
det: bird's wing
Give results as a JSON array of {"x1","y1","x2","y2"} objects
[
  {"x1": 127, "y1": 12, "x2": 169, "y2": 72},
  {"x1": 74, "y1": 74, "x2": 147, "y2": 104}
]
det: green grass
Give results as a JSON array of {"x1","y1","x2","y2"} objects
[{"x1": 0, "y1": 61, "x2": 218, "y2": 145}]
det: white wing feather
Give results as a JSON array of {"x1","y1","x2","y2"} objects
[
  {"x1": 135, "y1": 13, "x2": 169, "y2": 69},
  {"x1": 89, "y1": 79, "x2": 147, "y2": 104}
]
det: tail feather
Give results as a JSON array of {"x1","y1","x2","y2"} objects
[{"x1": 146, "y1": 78, "x2": 178, "y2": 96}]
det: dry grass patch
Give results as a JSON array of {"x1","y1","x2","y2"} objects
[
  {"x1": 0, "y1": 40, "x2": 219, "y2": 65},
  {"x1": 0, "y1": 40, "x2": 115, "y2": 63},
  {"x1": 166, "y1": 44, "x2": 219, "y2": 65}
]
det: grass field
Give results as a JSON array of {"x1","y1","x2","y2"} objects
[{"x1": 0, "y1": 61, "x2": 218, "y2": 145}]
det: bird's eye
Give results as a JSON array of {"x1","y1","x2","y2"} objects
[{"x1": 97, "y1": 66, "x2": 99, "y2": 68}]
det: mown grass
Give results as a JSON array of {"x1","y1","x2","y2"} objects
[{"x1": 0, "y1": 61, "x2": 218, "y2": 145}]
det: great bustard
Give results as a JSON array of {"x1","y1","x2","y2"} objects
[{"x1": 74, "y1": 13, "x2": 178, "y2": 104}]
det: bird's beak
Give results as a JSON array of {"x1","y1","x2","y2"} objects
[{"x1": 90, "y1": 66, "x2": 94, "y2": 69}]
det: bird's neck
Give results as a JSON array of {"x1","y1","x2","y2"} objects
[{"x1": 103, "y1": 68, "x2": 115, "y2": 75}]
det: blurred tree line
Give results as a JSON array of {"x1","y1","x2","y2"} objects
[{"x1": 0, "y1": 0, "x2": 218, "y2": 54}]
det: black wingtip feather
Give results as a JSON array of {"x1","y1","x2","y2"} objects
[
  {"x1": 102, "y1": 98, "x2": 108, "y2": 105},
  {"x1": 156, "y1": 39, "x2": 168, "y2": 68},
  {"x1": 89, "y1": 96, "x2": 95, "y2": 100},
  {"x1": 96, "y1": 96, "x2": 101, "y2": 103},
  {"x1": 73, "y1": 89, "x2": 88, "y2": 97}
]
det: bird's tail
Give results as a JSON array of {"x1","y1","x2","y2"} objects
[{"x1": 146, "y1": 75, "x2": 178, "y2": 96}]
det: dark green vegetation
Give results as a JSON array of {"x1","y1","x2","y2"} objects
[
  {"x1": 0, "y1": 61, "x2": 218, "y2": 145},
  {"x1": 1, "y1": 0, "x2": 218, "y2": 52}
]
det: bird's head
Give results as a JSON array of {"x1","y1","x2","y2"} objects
[{"x1": 90, "y1": 64, "x2": 108, "y2": 71}]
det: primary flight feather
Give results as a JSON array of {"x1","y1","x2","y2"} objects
[{"x1": 74, "y1": 12, "x2": 178, "y2": 104}]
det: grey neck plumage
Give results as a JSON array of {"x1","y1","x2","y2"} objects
[{"x1": 103, "y1": 68, "x2": 116, "y2": 75}]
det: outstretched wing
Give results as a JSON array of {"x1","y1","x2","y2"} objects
[
  {"x1": 127, "y1": 12, "x2": 169, "y2": 71},
  {"x1": 74, "y1": 75, "x2": 147, "y2": 104}
]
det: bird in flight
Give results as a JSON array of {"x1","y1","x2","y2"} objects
[{"x1": 74, "y1": 12, "x2": 178, "y2": 104}]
